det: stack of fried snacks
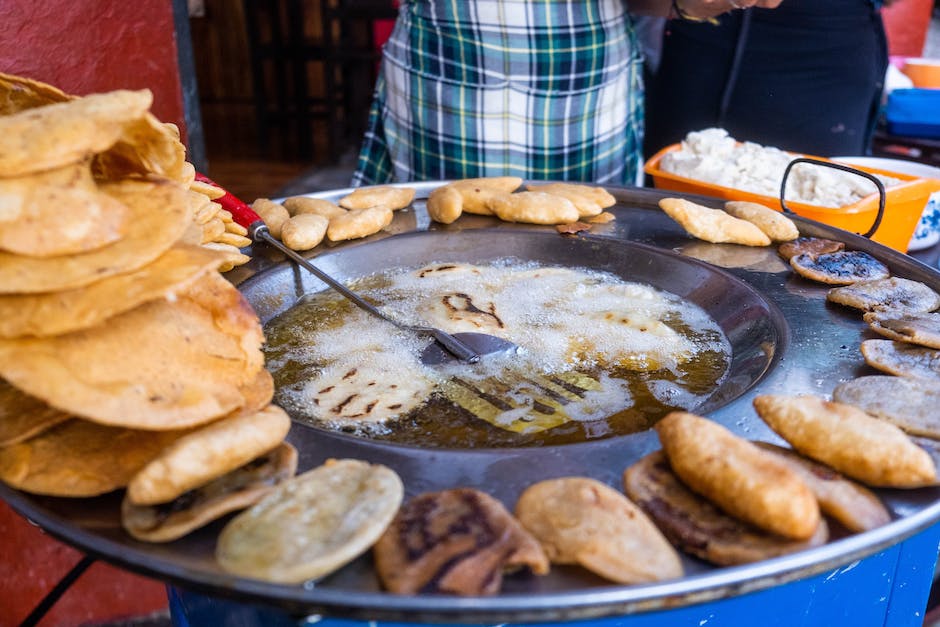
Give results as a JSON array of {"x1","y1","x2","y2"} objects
[{"x1": 0, "y1": 72, "x2": 295, "y2": 543}]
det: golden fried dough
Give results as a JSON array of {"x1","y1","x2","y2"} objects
[
  {"x1": 326, "y1": 206, "x2": 393, "y2": 241},
  {"x1": 339, "y1": 186, "x2": 415, "y2": 211},
  {"x1": 449, "y1": 176, "x2": 523, "y2": 215},
  {"x1": 754, "y1": 442, "x2": 890, "y2": 533},
  {"x1": 93, "y1": 114, "x2": 188, "y2": 183},
  {"x1": 724, "y1": 201, "x2": 799, "y2": 242},
  {"x1": 828, "y1": 278, "x2": 940, "y2": 314},
  {"x1": 0, "y1": 273, "x2": 264, "y2": 430},
  {"x1": 624, "y1": 451, "x2": 829, "y2": 566},
  {"x1": 127, "y1": 405, "x2": 291, "y2": 505},
  {"x1": 865, "y1": 311, "x2": 940, "y2": 349},
  {"x1": 0, "y1": 380, "x2": 70, "y2": 447},
  {"x1": 216, "y1": 459, "x2": 403, "y2": 584},
  {"x1": 861, "y1": 339, "x2": 940, "y2": 380},
  {"x1": 0, "y1": 179, "x2": 192, "y2": 294},
  {"x1": 790, "y1": 251, "x2": 890, "y2": 285},
  {"x1": 251, "y1": 198, "x2": 290, "y2": 238},
  {"x1": 655, "y1": 411, "x2": 820, "y2": 539},
  {"x1": 0, "y1": 419, "x2": 188, "y2": 497},
  {"x1": 375, "y1": 488, "x2": 548, "y2": 595},
  {"x1": 487, "y1": 191, "x2": 580, "y2": 225},
  {"x1": 753, "y1": 394, "x2": 936, "y2": 488},
  {"x1": 0, "y1": 71, "x2": 69, "y2": 114},
  {"x1": 0, "y1": 160, "x2": 130, "y2": 257},
  {"x1": 0, "y1": 244, "x2": 228, "y2": 338},
  {"x1": 526, "y1": 182, "x2": 616, "y2": 218},
  {"x1": 515, "y1": 477, "x2": 682, "y2": 584},
  {"x1": 658, "y1": 198, "x2": 771, "y2": 246},
  {"x1": 281, "y1": 196, "x2": 347, "y2": 219},
  {"x1": 425, "y1": 184, "x2": 463, "y2": 224},
  {"x1": 833, "y1": 375, "x2": 940, "y2": 439},
  {"x1": 0, "y1": 89, "x2": 152, "y2": 176},
  {"x1": 281, "y1": 213, "x2": 328, "y2": 251},
  {"x1": 122, "y1": 442, "x2": 297, "y2": 543}
]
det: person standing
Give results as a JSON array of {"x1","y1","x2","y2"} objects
[
  {"x1": 644, "y1": 0, "x2": 891, "y2": 159},
  {"x1": 353, "y1": 0, "x2": 783, "y2": 186}
]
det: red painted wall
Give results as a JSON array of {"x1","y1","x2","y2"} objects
[{"x1": 0, "y1": 0, "x2": 187, "y2": 140}]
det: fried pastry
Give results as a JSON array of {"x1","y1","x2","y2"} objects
[
  {"x1": 658, "y1": 198, "x2": 771, "y2": 246},
  {"x1": 753, "y1": 394, "x2": 936, "y2": 488},
  {"x1": 217, "y1": 459, "x2": 403, "y2": 583},
  {"x1": 375, "y1": 487, "x2": 549, "y2": 595},
  {"x1": 281, "y1": 196, "x2": 346, "y2": 219},
  {"x1": 0, "y1": 380, "x2": 70, "y2": 446},
  {"x1": 326, "y1": 206, "x2": 393, "y2": 241},
  {"x1": 832, "y1": 375, "x2": 940, "y2": 440},
  {"x1": 865, "y1": 311, "x2": 940, "y2": 349},
  {"x1": 281, "y1": 213, "x2": 328, "y2": 251},
  {"x1": 251, "y1": 198, "x2": 290, "y2": 238},
  {"x1": 526, "y1": 182, "x2": 615, "y2": 218},
  {"x1": 778, "y1": 237, "x2": 844, "y2": 261},
  {"x1": 654, "y1": 411, "x2": 819, "y2": 539},
  {"x1": 860, "y1": 339, "x2": 940, "y2": 380},
  {"x1": 487, "y1": 191, "x2": 580, "y2": 225},
  {"x1": 623, "y1": 451, "x2": 829, "y2": 566},
  {"x1": 0, "y1": 419, "x2": 188, "y2": 497},
  {"x1": 515, "y1": 477, "x2": 682, "y2": 584},
  {"x1": 425, "y1": 184, "x2": 464, "y2": 224},
  {"x1": 122, "y1": 442, "x2": 297, "y2": 543},
  {"x1": 449, "y1": 176, "x2": 523, "y2": 215},
  {"x1": 754, "y1": 442, "x2": 891, "y2": 532},
  {"x1": 724, "y1": 201, "x2": 799, "y2": 242},
  {"x1": 790, "y1": 251, "x2": 890, "y2": 285},
  {"x1": 126, "y1": 405, "x2": 291, "y2": 506},
  {"x1": 339, "y1": 185, "x2": 415, "y2": 211},
  {"x1": 827, "y1": 277, "x2": 940, "y2": 314}
]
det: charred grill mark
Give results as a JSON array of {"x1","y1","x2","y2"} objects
[
  {"x1": 545, "y1": 376, "x2": 589, "y2": 399},
  {"x1": 332, "y1": 394, "x2": 358, "y2": 414},
  {"x1": 442, "y1": 293, "x2": 505, "y2": 329},
  {"x1": 452, "y1": 377, "x2": 514, "y2": 411}
]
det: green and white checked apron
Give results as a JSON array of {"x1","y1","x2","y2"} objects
[{"x1": 353, "y1": 0, "x2": 643, "y2": 186}]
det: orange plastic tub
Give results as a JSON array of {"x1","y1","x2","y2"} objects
[{"x1": 644, "y1": 144, "x2": 940, "y2": 252}]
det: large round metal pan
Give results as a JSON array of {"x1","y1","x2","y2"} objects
[{"x1": 3, "y1": 184, "x2": 940, "y2": 623}]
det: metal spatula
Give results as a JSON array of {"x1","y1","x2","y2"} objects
[{"x1": 202, "y1": 176, "x2": 517, "y2": 364}]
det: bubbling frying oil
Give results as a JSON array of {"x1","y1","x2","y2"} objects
[{"x1": 263, "y1": 261, "x2": 731, "y2": 447}]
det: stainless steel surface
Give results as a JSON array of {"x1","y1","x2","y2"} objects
[
  {"x1": 254, "y1": 225, "x2": 501, "y2": 364},
  {"x1": 4, "y1": 183, "x2": 940, "y2": 623}
]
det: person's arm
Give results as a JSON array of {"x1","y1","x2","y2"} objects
[{"x1": 627, "y1": 0, "x2": 784, "y2": 19}]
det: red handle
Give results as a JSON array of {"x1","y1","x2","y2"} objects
[{"x1": 194, "y1": 173, "x2": 263, "y2": 231}]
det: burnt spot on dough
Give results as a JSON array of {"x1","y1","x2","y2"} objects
[
  {"x1": 418, "y1": 264, "x2": 458, "y2": 278},
  {"x1": 441, "y1": 293, "x2": 504, "y2": 329},
  {"x1": 791, "y1": 251, "x2": 889, "y2": 283}
]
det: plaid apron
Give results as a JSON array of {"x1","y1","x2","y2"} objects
[{"x1": 352, "y1": 0, "x2": 643, "y2": 186}]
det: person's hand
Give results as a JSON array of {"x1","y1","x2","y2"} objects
[{"x1": 674, "y1": 0, "x2": 783, "y2": 20}]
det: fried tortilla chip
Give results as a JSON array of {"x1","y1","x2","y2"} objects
[
  {"x1": 515, "y1": 477, "x2": 682, "y2": 584},
  {"x1": 127, "y1": 405, "x2": 291, "y2": 506},
  {"x1": 92, "y1": 115, "x2": 187, "y2": 183},
  {"x1": 0, "y1": 178, "x2": 192, "y2": 294},
  {"x1": 122, "y1": 442, "x2": 297, "y2": 543},
  {"x1": 0, "y1": 71, "x2": 70, "y2": 114},
  {"x1": 658, "y1": 198, "x2": 771, "y2": 246},
  {"x1": 833, "y1": 375, "x2": 940, "y2": 439},
  {"x1": 375, "y1": 487, "x2": 549, "y2": 595},
  {"x1": 0, "y1": 380, "x2": 69, "y2": 447},
  {"x1": 0, "y1": 160, "x2": 130, "y2": 257},
  {"x1": 655, "y1": 411, "x2": 820, "y2": 539},
  {"x1": 753, "y1": 394, "x2": 936, "y2": 488},
  {"x1": 0, "y1": 419, "x2": 188, "y2": 497},
  {"x1": 0, "y1": 272, "x2": 264, "y2": 430},
  {"x1": 623, "y1": 451, "x2": 829, "y2": 566},
  {"x1": 0, "y1": 244, "x2": 229, "y2": 338},
  {"x1": 217, "y1": 458, "x2": 403, "y2": 584},
  {"x1": 0, "y1": 89, "x2": 152, "y2": 176}
]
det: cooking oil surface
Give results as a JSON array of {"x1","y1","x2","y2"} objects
[{"x1": 264, "y1": 261, "x2": 731, "y2": 448}]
